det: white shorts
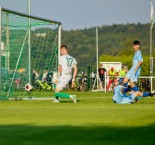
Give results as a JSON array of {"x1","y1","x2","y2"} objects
[{"x1": 56, "y1": 75, "x2": 71, "y2": 91}]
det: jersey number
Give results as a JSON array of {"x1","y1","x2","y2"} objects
[{"x1": 66, "y1": 57, "x2": 73, "y2": 67}]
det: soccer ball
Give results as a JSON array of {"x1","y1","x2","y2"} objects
[{"x1": 25, "y1": 83, "x2": 33, "y2": 92}]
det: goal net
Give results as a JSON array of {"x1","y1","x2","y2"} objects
[{"x1": 0, "y1": 8, "x2": 61, "y2": 100}]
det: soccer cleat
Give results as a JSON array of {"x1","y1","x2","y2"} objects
[
  {"x1": 53, "y1": 99, "x2": 60, "y2": 103},
  {"x1": 70, "y1": 95, "x2": 77, "y2": 103},
  {"x1": 133, "y1": 96, "x2": 142, "y2": 103}
]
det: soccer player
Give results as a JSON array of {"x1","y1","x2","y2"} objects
[
  {"x1": 113, "y1": 84, "x2": 154, "y2": 104},
  {"x1": 123, "y1": 40, "x2": 143, "y2": 85},
  {"x1": 53, "y1": 45, "x2": 77, "y2": 103}
]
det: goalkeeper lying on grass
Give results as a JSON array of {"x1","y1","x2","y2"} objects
[{"x1": 113, "y1": 83, "x2": 154, "y2": 104}]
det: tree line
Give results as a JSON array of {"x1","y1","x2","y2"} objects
[{"x1": 62, "y1": 23, "x2": 155, "y2": 75}]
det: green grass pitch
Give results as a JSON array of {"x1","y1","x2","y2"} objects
[{"x1": 0, "y1": 91, "x2": 155, "y2": 145}]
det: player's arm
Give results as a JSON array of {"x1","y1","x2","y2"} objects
[
  {"x1": 134, "y1": 61, "x2": 143, "y2": 73},
  {"x1": 72, "y1": 64, "x2": 77, "y2": 81},
  {"x1": 58, "y1": 65, "x2": 62, "y2": 74},
  {"x1": 58, "y1": 56, "x2": 63, "y2": 74},
  {"x1": 72, "y1": 64, "x2": 78, "y2": 88}
]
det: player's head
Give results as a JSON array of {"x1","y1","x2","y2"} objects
[
  {"x1": 133, "y1": 40, "x2": 140, "y2": 51},
  {"x1": 60, "y1": 45, "x2": 68, "y2": 55},
  {"x1": 128, "y1": 80, "x2": 136, "y2": 88},
  {"x1": 111, "y1": 67, "x2": 114, "y2": 71}
]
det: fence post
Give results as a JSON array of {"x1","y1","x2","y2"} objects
[{"x1": 87, "y1": 65, "x2": 92, "y2": 91}]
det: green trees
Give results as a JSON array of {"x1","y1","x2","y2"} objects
[
  {"x1": 62, "y1": 23, "x2": 155, "y2": 75},
  {"x1": 99, "y1": 55, "x2": 150, "y2": 76}
]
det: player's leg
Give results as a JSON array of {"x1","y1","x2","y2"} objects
[
  {"x1": 123, "y1": 77, "x2": 129, "y2": 84},
  {"x1": 128, "y1": 82, "x2": 141, "y2": 102},
  {"x1": 54, "y1": 89, "x2": 77, "y2": 103},
  {"x1": 33, "y1": 70, "x2": 39, "y2": 78},
  {"x1": 54, "y1": 88, "x2": 70, "y2": 100},
  {"x1": 123, "y1": 70, "x2": 132, "y2": 84},
  {"x1": 54, "y1": 78, "x2": 71, "y2": 99},
  {"x1": 123, "y1": 70, "x2": 136, "y2": 86},
  {"x1": 131, "y1": 91, "x2": 155, "y2": 101},
  {"x1": 136, "y1": 91, "x2": 154, "y2": 97},
  {"x1": 53, "y1": 77, "x2": 76, "y2": 103},
  {"x1": 119, "y1": 90, "x2": 154, "y2": 104}
]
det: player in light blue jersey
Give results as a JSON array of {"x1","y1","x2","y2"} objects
[
  {"x1": 113, "y1": 84, "x2": 154, "y2": 104},
  {"x1": 123, "y1": 40, "x2": 143, "y2": 85}
]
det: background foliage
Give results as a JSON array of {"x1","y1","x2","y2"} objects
[{"x1": 62, "y1": 23, "x2": 155, "y2": 75}]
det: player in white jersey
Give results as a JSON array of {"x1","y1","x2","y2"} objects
[
  {"x1": 123, "y1": 40, "x2": 143, "y2": 87},
  {"x1": 53, "y1": 45, "x2": 78, "y2": 103}
]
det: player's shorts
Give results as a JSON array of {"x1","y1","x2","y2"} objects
[
  {"x1": 119, "y1": 95, "x2": 132, "y2": 104},
  {"x1": 119, "y1": 93, "x2": 136, "y2": 104},
  {"x1": 125, "y1": 71, "x2": 137, "y2": 82},
  {"x1": 113, "y1": 91, "x2": 136, "y2": 104},
  {"x1": 56, "y1": 75, "x2": 71, "y2": 91},
  {"x1": 112, "y1": 94, "x2": 132, "y2": 104}
]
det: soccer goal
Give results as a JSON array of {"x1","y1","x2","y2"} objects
[{"x1": 0, "y1": 8, "x2": 61, "y2": 100}]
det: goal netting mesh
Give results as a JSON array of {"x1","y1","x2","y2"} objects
[{"x1": 0, "y1": 9, "x2": 60, "y2": 100}]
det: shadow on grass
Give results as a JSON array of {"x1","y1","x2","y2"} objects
[{"x1": 0, "y1": 124, "x2": 155, "y2": 145}]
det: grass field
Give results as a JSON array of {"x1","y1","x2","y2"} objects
[{"x1": 0, "y1": 91, "x2": 155, "y2": 145}]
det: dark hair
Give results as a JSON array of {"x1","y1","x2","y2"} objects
[
  {"x1": 60, "y1": 45, "x2": 68, "y2": 49},
  {"x1": 133, "y1": 40, "x2": 140, "y2": 45}
]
